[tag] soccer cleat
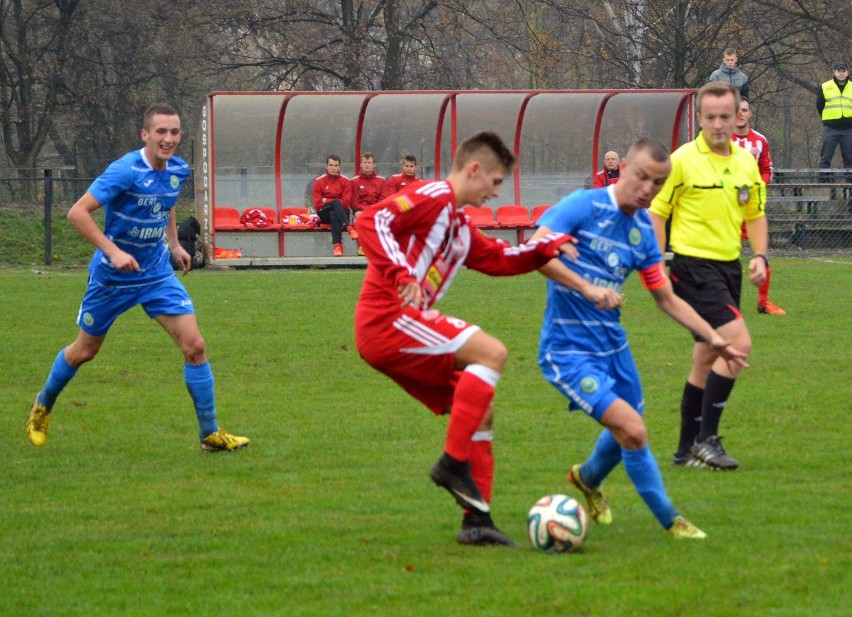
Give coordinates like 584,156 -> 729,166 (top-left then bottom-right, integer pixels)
672,451 -> 708,468
690,435 -> 739,470
347,225 -> 359,241
758,300 -> 786,315
332,243 -> 344,257
26,394 -> 52,447
429,454 -> 490,515
667,514 -> 707,539
458,512 -> 515,546
457,525 -> 516,547
200,429 -> 250,452
567,464 -> 612,524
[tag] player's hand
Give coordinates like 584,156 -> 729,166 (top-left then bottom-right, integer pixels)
748,257 -> 767,286
398,282 -> 424,309
110,250 -> 140,272
557,239 -> 579,261
172,245 -> 192,275
584,286 -> 622,310
710,338 -> 750,370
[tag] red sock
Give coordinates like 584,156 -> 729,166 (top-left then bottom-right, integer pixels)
758,264 -> 771,306
468,433 -> 494,503
444,369 -> 496,461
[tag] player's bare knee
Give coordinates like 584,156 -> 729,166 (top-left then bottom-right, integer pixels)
486,340 -> 509,371
182,335 -> 206,363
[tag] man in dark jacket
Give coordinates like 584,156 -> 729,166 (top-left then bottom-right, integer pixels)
709,49 -> 750,101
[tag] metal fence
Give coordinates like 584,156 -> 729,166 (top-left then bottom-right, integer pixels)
2,168 -> 850,265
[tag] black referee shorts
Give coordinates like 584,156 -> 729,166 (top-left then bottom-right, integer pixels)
669,254 -> 743,337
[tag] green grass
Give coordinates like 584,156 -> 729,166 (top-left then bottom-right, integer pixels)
1,260 -> 850,616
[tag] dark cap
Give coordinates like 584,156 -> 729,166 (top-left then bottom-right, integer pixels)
834,62 -> 848,70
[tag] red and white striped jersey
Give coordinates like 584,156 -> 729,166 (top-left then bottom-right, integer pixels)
732,128 -> 773,184
355,180 -> 562,314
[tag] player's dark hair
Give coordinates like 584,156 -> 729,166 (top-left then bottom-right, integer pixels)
361,152 -> 374,160
327,154 -> 341,164
143,103 -> 178,129
627,137 -> 669,163
453,131 -> 516,172
696,81 -> 739,114
402,154 -> 417,164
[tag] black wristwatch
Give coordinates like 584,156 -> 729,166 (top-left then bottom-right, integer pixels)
755,253 -> 769,266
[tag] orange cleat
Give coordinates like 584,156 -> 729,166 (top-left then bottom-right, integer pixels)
758,300 -> 786,315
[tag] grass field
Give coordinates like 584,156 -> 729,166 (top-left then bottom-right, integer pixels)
1,260 -> 850,616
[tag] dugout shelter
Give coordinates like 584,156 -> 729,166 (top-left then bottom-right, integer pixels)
195,89 -> 695,263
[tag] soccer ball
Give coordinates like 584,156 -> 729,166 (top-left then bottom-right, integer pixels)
527,494 -> 589,553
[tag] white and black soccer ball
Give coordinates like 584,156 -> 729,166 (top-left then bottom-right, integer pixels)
527,494 -> 589,553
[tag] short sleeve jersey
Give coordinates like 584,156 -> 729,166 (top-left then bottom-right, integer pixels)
537,186 -> 663,355
650,132 -> 766,261
87,148 -> 190,287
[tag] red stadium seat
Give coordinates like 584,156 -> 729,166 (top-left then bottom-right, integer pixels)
462,205 -> 496,227
531,204 -> 552,223
496,205 -> 533,227
213,207 -> 244,231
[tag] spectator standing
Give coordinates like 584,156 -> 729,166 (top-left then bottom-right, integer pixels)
354,132 -> 576,546
383,154 -> 422,197
312,155 -> 358,257
709,49 -> 750,100
592,150 -> 620,187
816,62 -> 852,181
649,82 -> 767,471
733,98 -> 785,315
26,103 -> 249,452
532,138 -> 749,539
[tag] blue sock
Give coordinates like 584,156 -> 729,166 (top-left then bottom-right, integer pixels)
622,446 -> 676,529
184,361 -> 218,439
580,429 -> 622,488
39,349 -> 79,409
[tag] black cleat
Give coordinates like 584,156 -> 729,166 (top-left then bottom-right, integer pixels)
458,513 -> 515,546
691,435 -> 739,470
672,451 -> 708,468
429,453 -> 490,515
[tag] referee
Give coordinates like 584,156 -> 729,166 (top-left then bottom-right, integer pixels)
649,82 -> 768,471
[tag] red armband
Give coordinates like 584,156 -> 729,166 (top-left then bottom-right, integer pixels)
638,262 -> 667,290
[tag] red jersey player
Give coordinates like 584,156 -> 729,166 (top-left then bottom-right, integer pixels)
382,154 -> 423,197
733,98 -> 785,315
354,132 -> 577,546
350,153 -> 388,256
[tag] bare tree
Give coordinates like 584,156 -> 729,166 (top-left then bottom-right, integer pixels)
0,0 -> 79,196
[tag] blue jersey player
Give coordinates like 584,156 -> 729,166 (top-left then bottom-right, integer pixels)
530,138 -> 748,539
26,103 -> 249,452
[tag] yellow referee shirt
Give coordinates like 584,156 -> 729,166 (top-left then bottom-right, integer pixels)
650,131 -> 766,261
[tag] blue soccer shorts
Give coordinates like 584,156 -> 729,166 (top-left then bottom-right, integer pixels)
539,345 -> 644,422
76,274 -> 195,336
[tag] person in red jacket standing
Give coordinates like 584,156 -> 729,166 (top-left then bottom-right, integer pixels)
312,155 -> 357,256
592,151 -> 620,188
351,153 -> 387,256
354,131 -> 577,546
383,154 -> 423,197
733,98 -> 785,315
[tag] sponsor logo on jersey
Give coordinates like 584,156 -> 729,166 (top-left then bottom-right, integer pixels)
129,226 -> 165,240
607,251 -> 619,267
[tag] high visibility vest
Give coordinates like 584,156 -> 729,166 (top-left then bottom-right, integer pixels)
821,80 -> 852,121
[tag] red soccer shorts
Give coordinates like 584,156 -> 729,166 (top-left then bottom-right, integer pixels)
356,305 -> 480,414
